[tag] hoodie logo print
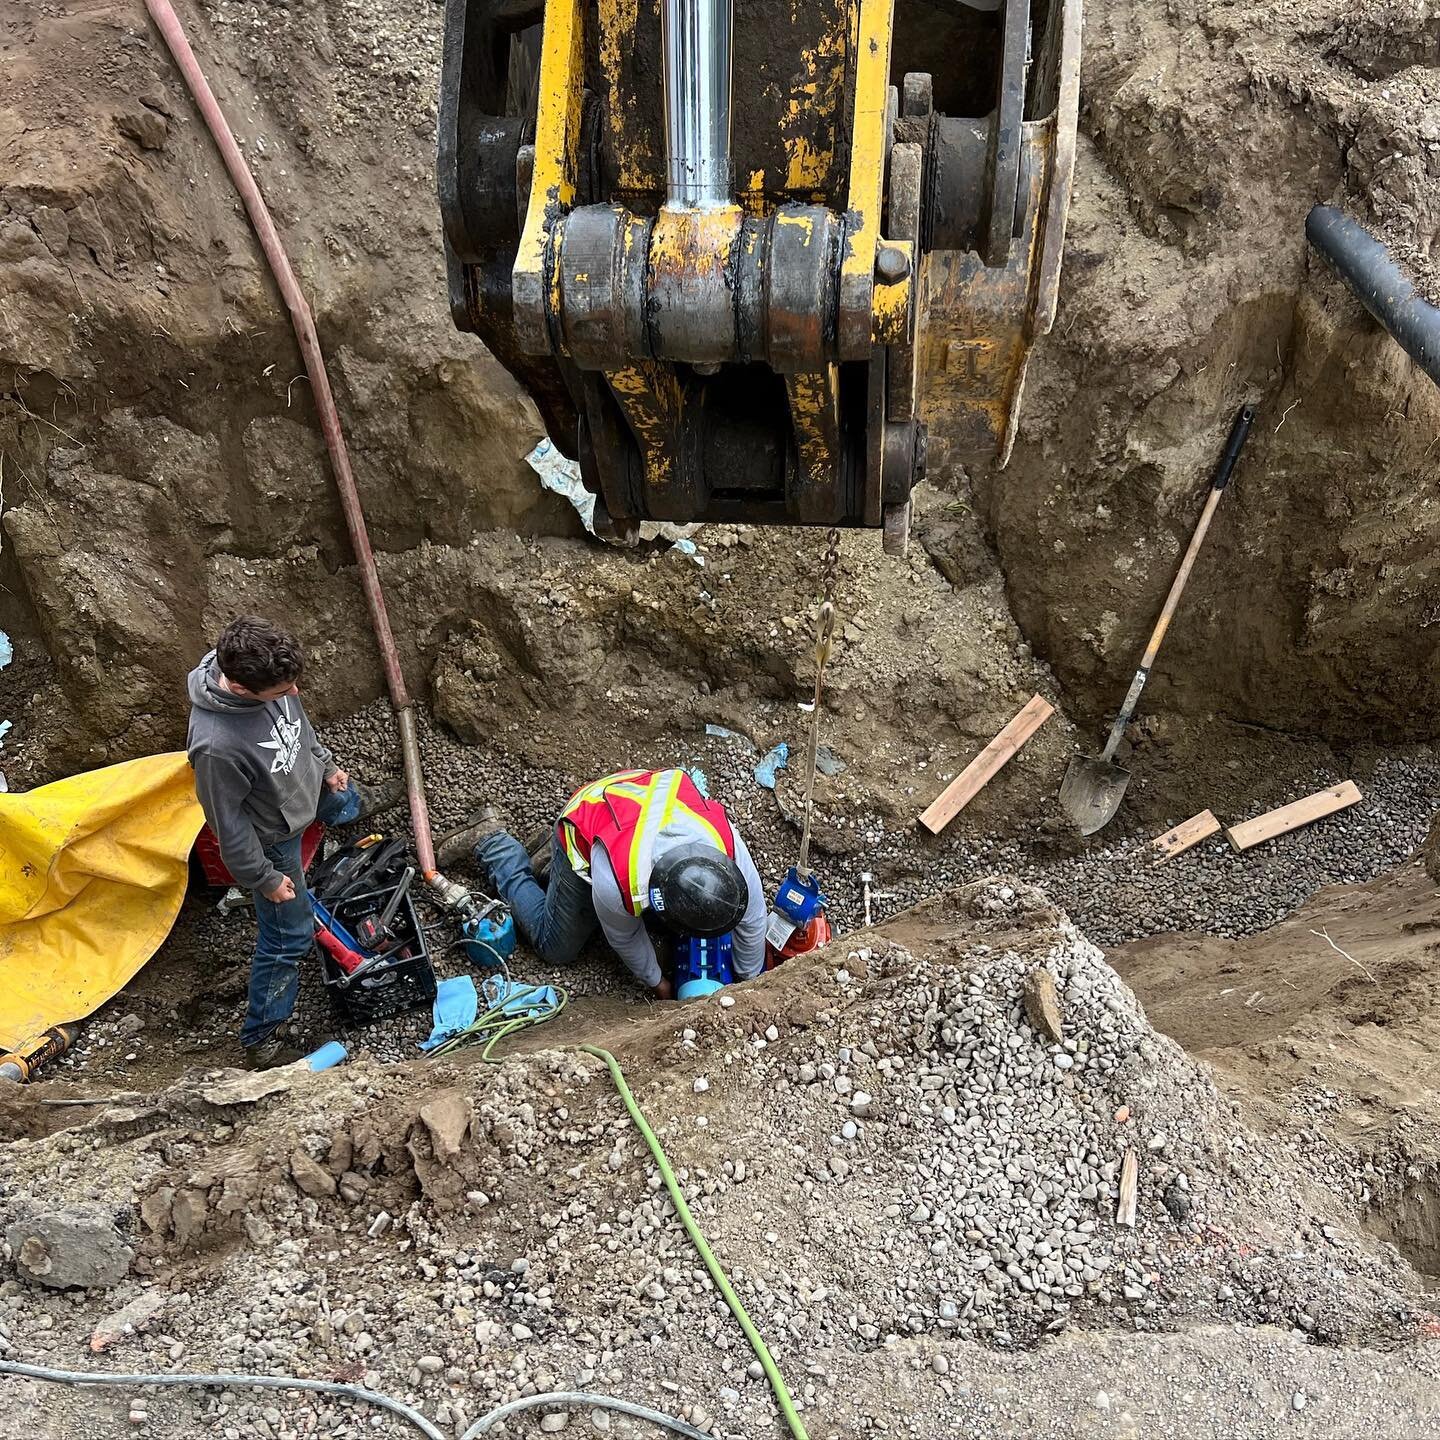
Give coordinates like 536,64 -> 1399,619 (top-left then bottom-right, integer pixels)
258,698 -> 303,775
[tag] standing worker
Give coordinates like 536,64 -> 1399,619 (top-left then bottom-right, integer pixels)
187,615 -> 393,1068
439,769 -> 767,998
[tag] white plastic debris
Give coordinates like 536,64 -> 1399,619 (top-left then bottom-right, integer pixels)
526,439 -> 704,552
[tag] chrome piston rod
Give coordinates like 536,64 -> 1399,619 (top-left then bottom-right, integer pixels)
661,0 -> 733,209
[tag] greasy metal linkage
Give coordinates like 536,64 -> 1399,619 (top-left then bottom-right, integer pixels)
438,0 -> 1083,535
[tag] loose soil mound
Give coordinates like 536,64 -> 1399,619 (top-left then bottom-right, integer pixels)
1,882 -> 1434,1438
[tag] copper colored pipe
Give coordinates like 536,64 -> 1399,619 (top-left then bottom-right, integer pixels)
143,0 -> 438,876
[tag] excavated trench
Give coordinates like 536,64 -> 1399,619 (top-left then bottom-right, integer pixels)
2,0 -> 1440,1434
1367,1173 -> 1440,1289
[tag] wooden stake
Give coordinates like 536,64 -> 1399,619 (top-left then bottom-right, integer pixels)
1117,1148 -> 1138,1228
918,694 -> 1055,835
1151,809 -> 1221,862
1225,780 -> 1362,853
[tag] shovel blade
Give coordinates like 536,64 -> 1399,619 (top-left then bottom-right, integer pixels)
1058,754 -> 1133,836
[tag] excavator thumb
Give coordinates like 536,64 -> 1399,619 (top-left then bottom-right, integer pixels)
438,0 -> 1080,550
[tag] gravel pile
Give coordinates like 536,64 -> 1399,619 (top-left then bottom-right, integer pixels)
1,882 -> 1427,1440
715,886 -> 1418,1357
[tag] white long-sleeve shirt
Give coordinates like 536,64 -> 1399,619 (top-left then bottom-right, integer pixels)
589,832 -> 768,989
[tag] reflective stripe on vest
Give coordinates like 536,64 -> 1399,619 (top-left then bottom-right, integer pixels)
557,768 -> 734,914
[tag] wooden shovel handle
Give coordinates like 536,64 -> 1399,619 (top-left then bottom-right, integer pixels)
1100,405 -> 1254,762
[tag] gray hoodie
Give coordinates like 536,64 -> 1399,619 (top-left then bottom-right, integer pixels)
186,650 -> 337,895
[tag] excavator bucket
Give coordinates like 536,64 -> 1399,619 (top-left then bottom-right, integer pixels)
438,0 -> 1080,550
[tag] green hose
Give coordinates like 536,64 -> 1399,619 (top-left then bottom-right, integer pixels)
427,998 -> 808,1434
579,1044 -> 810,1440
428,984 -> 568,1062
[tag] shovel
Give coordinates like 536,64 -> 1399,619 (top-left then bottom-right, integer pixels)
1060,404 -> 1255,835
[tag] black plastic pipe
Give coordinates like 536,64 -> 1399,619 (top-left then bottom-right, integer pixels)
1306,204 -> 1440,387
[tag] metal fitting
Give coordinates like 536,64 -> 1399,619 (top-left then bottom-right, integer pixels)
875,244 -> 911,284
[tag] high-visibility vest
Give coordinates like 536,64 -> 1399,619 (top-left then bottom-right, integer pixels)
558,768 -> 736,915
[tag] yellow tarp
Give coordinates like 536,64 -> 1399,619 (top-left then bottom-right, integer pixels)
0,751 -> 204,1053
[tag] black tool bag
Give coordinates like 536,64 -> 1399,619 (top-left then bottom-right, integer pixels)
311,837 -> 436,1023
311,836 -> 412,907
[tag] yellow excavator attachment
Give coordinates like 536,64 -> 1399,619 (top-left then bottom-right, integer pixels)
438,0 -> 1079,551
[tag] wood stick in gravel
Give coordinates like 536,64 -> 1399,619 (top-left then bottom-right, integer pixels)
918,694 -> 1054,834
1117,1148 -> 1139,1227
1225,780 -> 1362,852
1151,808 -> 1221,861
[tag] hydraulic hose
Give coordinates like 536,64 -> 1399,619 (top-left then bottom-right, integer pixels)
142,0 -> 439,876
579,1044 -> 810,1440
460,1391 -> 709,1439
1306,204 -> 1440,388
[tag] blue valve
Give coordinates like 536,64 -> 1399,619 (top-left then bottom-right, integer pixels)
676,932 -> 734,1000
463,909 -> 517,966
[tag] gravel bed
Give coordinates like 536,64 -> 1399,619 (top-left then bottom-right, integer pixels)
319,702 -> 1439,954
42,691 -> 1437,1084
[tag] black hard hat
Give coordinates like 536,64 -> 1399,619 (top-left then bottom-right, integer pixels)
648,842 -> 748,938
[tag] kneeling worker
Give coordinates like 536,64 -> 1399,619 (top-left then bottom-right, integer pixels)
440,769 -> 767,998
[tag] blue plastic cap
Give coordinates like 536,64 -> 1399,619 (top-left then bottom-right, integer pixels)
304,1041 -> 348,1072
677,977 -> 726,1001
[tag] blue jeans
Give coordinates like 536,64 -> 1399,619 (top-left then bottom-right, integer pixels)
478,830 -> 596,965
242,780 -> 361,1048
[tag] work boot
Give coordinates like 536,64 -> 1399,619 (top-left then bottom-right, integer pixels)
435,805 -> 505,869
242,1028 -> 307,1071
525,824 -> 552,879
353,777 -> 405,821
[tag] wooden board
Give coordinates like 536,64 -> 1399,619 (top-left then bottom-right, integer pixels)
1151,809 -> 1221,862
1225,780 -> 1362,853
918,694 -> 1055,835
1117,1148 -> 1138,1228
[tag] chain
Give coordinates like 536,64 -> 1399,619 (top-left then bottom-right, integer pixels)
796,526 -> 841,881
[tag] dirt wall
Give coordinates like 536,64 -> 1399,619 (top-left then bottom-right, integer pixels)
2,0 -> 1437,772
0,0 -> 579,763
978,0 -> 1440,743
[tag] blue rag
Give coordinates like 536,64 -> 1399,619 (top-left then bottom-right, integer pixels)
418,975 -> 479,1051
754,742 -> 789,789
481,976 -> 561,1019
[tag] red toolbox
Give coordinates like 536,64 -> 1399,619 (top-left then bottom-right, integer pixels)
193,820 -> 326,888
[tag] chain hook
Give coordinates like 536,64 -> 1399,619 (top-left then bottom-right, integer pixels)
796,528 -> 841,882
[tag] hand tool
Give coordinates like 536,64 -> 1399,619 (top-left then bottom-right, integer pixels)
354,866 -> 415,949
0,1024 -> 79,1083
1059,404 -> 1255,835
